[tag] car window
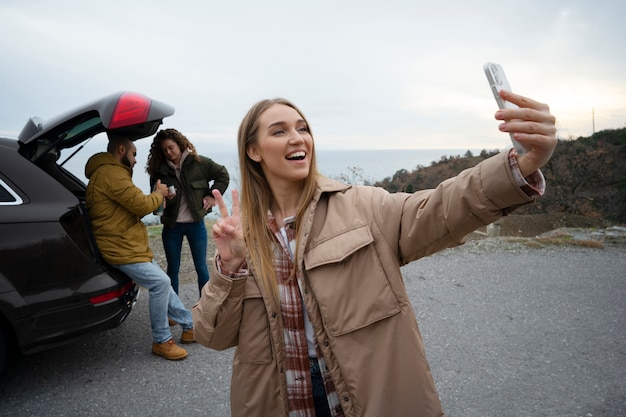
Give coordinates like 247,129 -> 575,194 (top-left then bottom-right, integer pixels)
25,114 -> 104,166
60,116 -> 102,147
0,179 -> 23,205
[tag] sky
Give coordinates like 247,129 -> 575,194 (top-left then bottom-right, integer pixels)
1,0 -> 624,152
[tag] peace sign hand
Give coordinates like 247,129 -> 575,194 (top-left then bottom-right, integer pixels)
211,189 -> 246,273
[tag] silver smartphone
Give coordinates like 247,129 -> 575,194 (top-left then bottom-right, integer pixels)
483,62 -> 526,154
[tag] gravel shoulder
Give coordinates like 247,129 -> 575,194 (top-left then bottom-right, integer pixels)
404,242 -> 626,417
144,222 -> 626,416
1,222 -> 622,417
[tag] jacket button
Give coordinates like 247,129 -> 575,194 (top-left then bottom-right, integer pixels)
343,397 -> 349,402
323,341 -> 329,347
271,312 -> 277,318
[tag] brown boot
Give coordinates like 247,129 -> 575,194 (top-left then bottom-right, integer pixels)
168,318 -> 177,326
152,339 -> 188,360
181,328 -> 195,344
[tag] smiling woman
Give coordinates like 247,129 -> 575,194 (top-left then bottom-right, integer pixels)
192,92 -> 558,416
245,104 -> 315,210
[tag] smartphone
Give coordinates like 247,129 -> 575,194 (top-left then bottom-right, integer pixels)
483,62 -> 526,154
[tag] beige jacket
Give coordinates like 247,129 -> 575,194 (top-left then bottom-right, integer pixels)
193,152 -> 536,417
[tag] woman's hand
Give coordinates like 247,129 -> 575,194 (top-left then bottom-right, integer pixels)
212,189 -> 246,272
496,90 -> 557,177
203,195 -> 216,210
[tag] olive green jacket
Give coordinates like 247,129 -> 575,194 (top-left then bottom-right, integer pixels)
85,152 -> 162,265
150,154 -> 229,226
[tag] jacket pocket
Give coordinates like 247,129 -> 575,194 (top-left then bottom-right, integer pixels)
188,179 -> 210,213
236,276 -> 273,364
189,179 -> 209,190
304,224 -> 401,336
189,179 -> 209,199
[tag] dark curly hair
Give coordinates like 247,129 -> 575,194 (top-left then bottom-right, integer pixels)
145,128 -> 200,176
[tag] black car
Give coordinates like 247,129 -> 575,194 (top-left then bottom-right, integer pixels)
0,92 -> 175,373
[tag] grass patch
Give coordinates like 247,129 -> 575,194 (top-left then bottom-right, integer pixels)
523,233 -> 604,249
147,224 -> 163,239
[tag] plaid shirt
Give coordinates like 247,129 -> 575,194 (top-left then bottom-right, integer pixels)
268,213 -> 344,417
508,148 -> 545,196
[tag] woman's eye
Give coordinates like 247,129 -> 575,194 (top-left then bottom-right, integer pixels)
271,129 -> 285,136
298,126 -> 309,133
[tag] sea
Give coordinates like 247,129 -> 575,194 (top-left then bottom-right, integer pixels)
62,147 -> 484,220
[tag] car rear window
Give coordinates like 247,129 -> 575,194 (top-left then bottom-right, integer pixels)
0,179 -> 23,205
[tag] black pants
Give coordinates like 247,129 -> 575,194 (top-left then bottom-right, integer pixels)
310,357 -> 332,417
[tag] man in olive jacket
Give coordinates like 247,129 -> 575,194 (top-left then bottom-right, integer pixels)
85,134 -> 194,360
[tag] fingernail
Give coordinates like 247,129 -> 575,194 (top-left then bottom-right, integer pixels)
499,123 -> 507,131
495,110 -> 503,119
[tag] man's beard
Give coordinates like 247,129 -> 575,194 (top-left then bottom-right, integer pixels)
122,155 -> 134,176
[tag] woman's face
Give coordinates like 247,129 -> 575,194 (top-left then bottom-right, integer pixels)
160,138 -> 182,165
247,104 -> 313,187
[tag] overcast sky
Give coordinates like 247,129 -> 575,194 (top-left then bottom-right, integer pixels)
1,0 -> 624,152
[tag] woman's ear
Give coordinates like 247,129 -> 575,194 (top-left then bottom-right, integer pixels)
247,146 -> 261,162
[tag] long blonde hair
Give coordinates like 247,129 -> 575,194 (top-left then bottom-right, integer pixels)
238,98 -> 319,306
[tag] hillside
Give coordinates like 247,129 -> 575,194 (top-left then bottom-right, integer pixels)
374,128 -> 626,224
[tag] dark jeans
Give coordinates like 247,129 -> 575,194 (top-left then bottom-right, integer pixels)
310,357 -> 332,417
162,221 -> 209,295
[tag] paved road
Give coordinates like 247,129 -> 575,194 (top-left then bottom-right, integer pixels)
1,242 -> 624,417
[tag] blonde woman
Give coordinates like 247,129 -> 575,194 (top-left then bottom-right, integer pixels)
193,91 -> 557,416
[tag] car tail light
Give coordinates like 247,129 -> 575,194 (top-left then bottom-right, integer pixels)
108,92 -> 151,129
90,281 -> 135,305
